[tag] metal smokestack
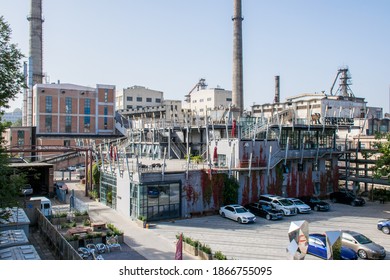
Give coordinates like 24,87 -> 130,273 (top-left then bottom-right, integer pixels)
232,0 -> 244,114
274,75 -> 280,103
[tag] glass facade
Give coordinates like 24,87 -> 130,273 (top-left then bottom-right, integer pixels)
279,128 -> 335,150
100,173 -> 117,210
130,181 -> 181,221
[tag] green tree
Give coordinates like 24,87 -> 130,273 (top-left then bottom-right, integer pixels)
0,16 -> 26,212
0,16 -> 26,109
370,132 -> 390,180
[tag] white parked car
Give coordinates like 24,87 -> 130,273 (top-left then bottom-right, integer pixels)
259,194 -> 298,216
288,198 -> 312,214
219,204 -> 256,224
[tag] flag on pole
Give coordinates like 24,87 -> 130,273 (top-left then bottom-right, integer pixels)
175,233 -> 183,260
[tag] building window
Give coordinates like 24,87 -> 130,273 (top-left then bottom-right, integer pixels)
146,98 -> 152,102
45,115 -> 52,132
207,98 -> 212,101
127,96 -> 133,101
136,97 -> 142,102
104,106 -> 108,129
226,98 -> 232,102
45,96 -> 52,113
192,100 -> 197,103
84,116 -> 90,132
65,116 -> 72,133
104,89 -> 109,103
126,105 -> 133,109
64,140 -> 71,147
17,130 -> 24,146
199,99 -> 204,102
156,98 -> 161,103
84,99 -> 90,114
65,97 -> 72,114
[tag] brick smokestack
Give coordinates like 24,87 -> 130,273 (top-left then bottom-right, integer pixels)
232,0 -> 244,114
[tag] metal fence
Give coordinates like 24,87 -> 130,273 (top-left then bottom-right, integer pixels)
36,209 -> 82,260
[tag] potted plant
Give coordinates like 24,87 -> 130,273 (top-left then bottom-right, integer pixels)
137,215 -> 147,228
213,250 -> 227,260
199,243 -> 213,260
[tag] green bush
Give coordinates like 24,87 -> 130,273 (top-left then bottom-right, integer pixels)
213,251 -> 227,260
107,223 -> 123,235
200,244 -> 212,254
74,210 -> 88,216
83,219 -> 91,226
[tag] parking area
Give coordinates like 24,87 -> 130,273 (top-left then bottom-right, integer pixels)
152,201 -> 390,260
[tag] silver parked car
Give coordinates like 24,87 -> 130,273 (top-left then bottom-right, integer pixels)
288,198 -> 311,214
341,230 -> 386,259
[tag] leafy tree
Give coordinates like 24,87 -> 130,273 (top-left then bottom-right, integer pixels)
0,16 -> 26,213
0,16 -> 26,109
370,132 -> 390,180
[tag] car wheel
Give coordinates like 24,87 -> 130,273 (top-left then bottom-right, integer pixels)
350,201 -> 356,206
314,206 -> 319,211
331,198 -> 337,203
266,214 -> 271,220
382,226 -> 390,234
221,212 -> 225,218
358,249 -> 368,259
237,217 -> 242,224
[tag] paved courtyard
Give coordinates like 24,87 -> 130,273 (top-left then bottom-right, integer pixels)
151,201 -> 390,260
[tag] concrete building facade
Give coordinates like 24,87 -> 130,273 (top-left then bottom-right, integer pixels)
116,86 -> 163,111
183,87 -> 232,116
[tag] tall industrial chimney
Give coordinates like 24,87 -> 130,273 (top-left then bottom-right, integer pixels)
28,0 -> 44,85
232,0 -> 244,115
26,0 -> 44,126
274,76 -> 280,103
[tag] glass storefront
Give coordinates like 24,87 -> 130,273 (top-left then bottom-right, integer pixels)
100,173 -> 117,209
130,181 -> 181,221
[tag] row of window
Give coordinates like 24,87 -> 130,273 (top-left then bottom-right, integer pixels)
192,98 -> 231,103
126,96 -> 161,103
46,96 -> 92,114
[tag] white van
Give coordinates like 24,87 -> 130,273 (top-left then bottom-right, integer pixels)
29,197 -> 52,218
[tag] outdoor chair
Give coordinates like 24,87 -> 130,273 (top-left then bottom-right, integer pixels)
106,235 -> 122,252
96,243 -> 107,254
77,247 -> 91,259
86,243 -> 97,253
91,249 -> 104,260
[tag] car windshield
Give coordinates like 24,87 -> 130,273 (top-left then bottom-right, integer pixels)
292,200 -> 304,205
310,197 -> 321,203
354,233 -> 372,244
262,205 -> 271,211
279,199 -> 293,206
235,207 -> 248,213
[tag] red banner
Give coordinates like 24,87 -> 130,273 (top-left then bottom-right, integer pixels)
175,233 -> 183,260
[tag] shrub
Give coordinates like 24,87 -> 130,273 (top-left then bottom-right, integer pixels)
83,219 -> 91,226
107,223 -> 123,235
213,251 -> 227,260
200,244 -> 212,255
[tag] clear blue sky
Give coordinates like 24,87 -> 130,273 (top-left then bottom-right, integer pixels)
1,0 -> 390,113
